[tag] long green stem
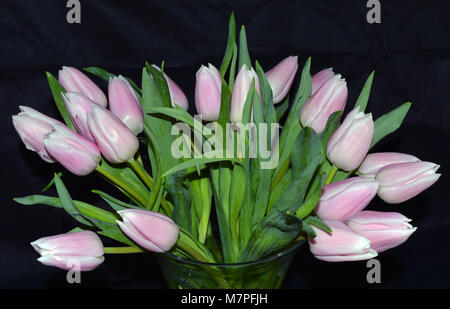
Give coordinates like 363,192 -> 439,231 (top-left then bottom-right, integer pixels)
104,246 -> 144,254
127,159 -> 172,215
325,165 -> 338,185
128,159 -> 154,189
129,158 -> 158,210
96,166 -> 147,206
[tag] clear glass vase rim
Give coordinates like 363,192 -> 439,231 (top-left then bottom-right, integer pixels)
162,239 -> 305,267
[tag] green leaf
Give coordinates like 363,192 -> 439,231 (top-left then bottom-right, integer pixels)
54,174 -> 94,227
267,169 -> 292,211
270,128 -> 323,214
290,127 -> 324,178
238,26 -> 251,71
299,221 -> 316,238
354,71 -> 375,112
218,80 -> 232,130
255,61 -> 276,124
218,165 -> 235,262
83,66 -> 142,95
14,195 -> 62,208
145,63 -> 172,108
162,151 -> 241,178
146,106 -> 205,136
178,227 -> 216,262
275,93 -> 290,122
304,216 -> 332,234
371,102 -> 412,147
248,65 -> 278,225
41,172 -> 63,192
238,211 -> 302,262
241,80 -> 256,125
83,66 -> 115,81
273,58 -> 312,181
141,69 -> 183,172
46,72 -> 75,130
14,194 -> 118,223
228,43 -> 238,89
295,172 -> 325,219
166,174 -> 193,235
189,176 -> 212,244
229,164 -> 246,250
318,111 -> 342,150
219,12 -> 236,77
92,189 -> 140,211
68,227 -> 84,233
98,224 -> 137,247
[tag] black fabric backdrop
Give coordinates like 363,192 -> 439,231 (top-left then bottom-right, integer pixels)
1,0 -> 449,288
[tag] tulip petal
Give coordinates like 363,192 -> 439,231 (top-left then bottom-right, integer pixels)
358,152 -> 420,177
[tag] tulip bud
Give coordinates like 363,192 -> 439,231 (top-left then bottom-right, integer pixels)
117,209 -> 179,252
376,161 -> 440,204
326,107 -> 374,171
315,177 -> 379,221
63,92 -> 98,141
230,65 -> 261,123
87,105 -> 139,163
358,152 -> 420,178
195,64 -> 222,121
347,211 -> 417,252
309,221 -> 378,262
108,76 -> 144,134
44,123 -> 101,176
31,231 -> 104,271
58,66 -> 107,107
265,55 -> 298,104
300,72 -> 348,133
152,65 -> 189,110
311,68 -> 335,95
12,106 -> 63,162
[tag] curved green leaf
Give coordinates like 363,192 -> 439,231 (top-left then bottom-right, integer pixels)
371,102 -> 412,147
46,72 -> 75,130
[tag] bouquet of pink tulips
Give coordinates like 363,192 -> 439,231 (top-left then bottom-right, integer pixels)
13,13 -> 440,287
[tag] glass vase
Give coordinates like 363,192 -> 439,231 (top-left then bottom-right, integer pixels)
157,240 -> 304,289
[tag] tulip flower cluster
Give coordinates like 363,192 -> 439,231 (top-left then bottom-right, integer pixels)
13,65 -> 188,270
302,68 -> 440,261
12,13 -> 440,289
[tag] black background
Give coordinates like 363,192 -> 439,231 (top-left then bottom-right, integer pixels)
1,0 -> 449,289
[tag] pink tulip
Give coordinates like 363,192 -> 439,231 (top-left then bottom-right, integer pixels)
44,123 -> 101,176
12,106 -> 63,163
87,105 -> 139,163
152,65 -> 189,110
116,209 -> 179,252
31,231 -> 104,271
195,64 -> 222,121
347,211 -> 417,252
230,65 -> 261,123
58,66 -> 107,107
63,92 -> 98,141
311,68 -> 335,95
358,152 -> 420,178
376,161 -> 440,204
108,75 -> 144,134
315,177 -> 379,221
300,71 -> 347,133
309,221 -> 378,262
265,55 -> 298,104
327,107 -> 374,171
